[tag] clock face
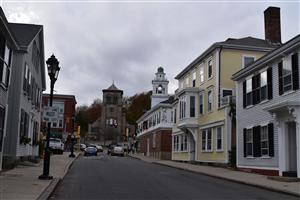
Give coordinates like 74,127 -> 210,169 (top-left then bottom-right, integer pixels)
157,86 -> 163,92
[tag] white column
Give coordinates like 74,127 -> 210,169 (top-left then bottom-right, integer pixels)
277,119 -> 286,176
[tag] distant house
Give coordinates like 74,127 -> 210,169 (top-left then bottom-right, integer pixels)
41,94 -> 77,141
232,34 -> 300,177
0,7 -> 19,171
2,21 -> 46,168
171,7 -> 280,164
136,67 -> 173,160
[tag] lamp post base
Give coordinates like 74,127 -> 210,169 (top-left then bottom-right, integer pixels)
69,154 -> 75,158
38,174 -> 53,180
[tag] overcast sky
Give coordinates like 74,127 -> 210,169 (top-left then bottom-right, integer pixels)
1,1 -> 299,106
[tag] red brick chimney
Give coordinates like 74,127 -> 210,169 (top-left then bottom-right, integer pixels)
264,7 -> 281,44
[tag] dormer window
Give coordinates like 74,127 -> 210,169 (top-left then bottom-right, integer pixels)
243,55 -> 255,67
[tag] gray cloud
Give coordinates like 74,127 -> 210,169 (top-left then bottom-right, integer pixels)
2,1 -> 299,105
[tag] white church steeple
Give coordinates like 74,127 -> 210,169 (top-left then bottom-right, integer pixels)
151,67 -> 169,107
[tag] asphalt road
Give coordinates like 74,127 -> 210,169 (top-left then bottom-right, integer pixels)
51,154 -> 298,200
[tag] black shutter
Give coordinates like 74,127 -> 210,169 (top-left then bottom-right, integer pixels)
278,61 -> 283,95
243,128 -> 247,157
256,74 -> 261,104
267,67 -> 273,99
292,53 -> 299,90
253,126 -> 261,157
252,76 -> 256,104
268,123 -> 274,157
243,81 -> 246,108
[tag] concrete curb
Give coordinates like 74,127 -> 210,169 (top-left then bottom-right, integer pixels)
129,155 -> 300,197
37,153 -> 80,200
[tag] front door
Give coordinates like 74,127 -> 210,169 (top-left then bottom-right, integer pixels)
287,122 -> 297,174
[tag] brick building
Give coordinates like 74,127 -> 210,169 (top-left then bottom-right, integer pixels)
42,94 -> 77,141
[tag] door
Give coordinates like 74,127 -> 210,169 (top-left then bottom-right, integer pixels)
287,122 -> 297,172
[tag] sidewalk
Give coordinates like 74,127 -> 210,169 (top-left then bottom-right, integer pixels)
129,153 -> 300,197
0,152 -> 79,200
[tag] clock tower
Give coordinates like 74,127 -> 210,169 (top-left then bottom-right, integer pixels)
151,67 -> 169,107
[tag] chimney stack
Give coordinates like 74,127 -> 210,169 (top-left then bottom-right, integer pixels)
264,7 -> 281,44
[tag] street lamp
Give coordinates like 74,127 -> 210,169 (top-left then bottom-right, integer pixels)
39,54 -> 60,180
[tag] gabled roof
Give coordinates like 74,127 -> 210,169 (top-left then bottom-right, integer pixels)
0,7 -> 19,49
232,34 -> 300,81
175,36 -> 279,79
8,23 -> 42,49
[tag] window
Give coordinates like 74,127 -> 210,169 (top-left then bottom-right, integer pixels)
222,90 -> 232,97
0,44 -> 12,87
199,93 -> 204,115
171,111 -> 173,123
190,96 -> 195,117
174,108 -> 177,123
179,96 -> 186,119
181,134 -> 188,151
19,110 -> 29,143
260,71 -> 267,101
208,60 -> 213,79
59,119 -> 63,128
246,78 -> 252,106
243,56 -> 255,67
185,77 -> 189,87
282,60 -> 293,92
207,90 -> 212,112
0,107 -> 5,150
192,72 -> 196,87
246,129 -> 253,157
202,129 -> 212,151
261,126 -> 269,156
173,135 -> 179,151
52,122 -> 57,128
216,127 -> 223,150
199,65 -> 204,83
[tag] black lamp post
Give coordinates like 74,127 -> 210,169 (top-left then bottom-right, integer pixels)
69,115 -> 76,158
39,54 -> 60,180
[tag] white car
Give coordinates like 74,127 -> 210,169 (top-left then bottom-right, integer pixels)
111,146 -> 124,156
49,138 -> 64,154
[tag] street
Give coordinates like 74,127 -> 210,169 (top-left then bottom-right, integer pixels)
50,154 -> 298,200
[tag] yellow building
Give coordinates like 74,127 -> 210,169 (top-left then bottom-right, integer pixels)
171,37 -> 278,164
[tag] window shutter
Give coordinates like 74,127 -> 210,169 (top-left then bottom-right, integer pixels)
243,128 -> 247,157
268,123 -> 274,157
256,74 -> 261,104
292,53 -> 299,90
267,67 -> 273,99
243,81 -> 246,108
278,61 -> 283,95
253,126 -> 261,157
252,76 -> 256,105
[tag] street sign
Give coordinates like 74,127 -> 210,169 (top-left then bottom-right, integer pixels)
43,106 -> 59,122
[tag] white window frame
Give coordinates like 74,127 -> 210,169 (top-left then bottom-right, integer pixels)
282,57 -> 293,93
202,128 -> 212,152
216,126 -> 223,151
207,59 -> 213,79
242,55 -> 256,68
261,125 -> 269,157
246,128 -> 253,157
260,71 -> 268,101
207,89 -> 213,113
199,64 -> 204,83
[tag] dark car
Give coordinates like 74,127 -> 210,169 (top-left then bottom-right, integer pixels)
84,146 -> 97,156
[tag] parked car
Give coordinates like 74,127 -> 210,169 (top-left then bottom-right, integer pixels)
49,138 -> 64,154
80,144 -> 86,151
89,144 -> 103,152
111,146 -> 124,156
84,146 -> 98,156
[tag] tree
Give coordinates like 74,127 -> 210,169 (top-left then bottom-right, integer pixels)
125,91 -> 151,125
